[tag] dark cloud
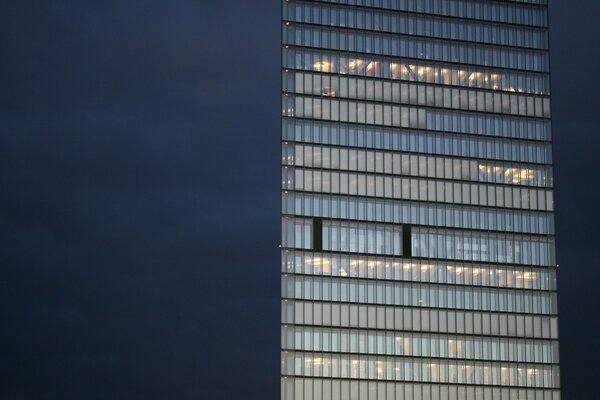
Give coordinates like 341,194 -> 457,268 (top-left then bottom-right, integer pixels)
0,1 -> 598,399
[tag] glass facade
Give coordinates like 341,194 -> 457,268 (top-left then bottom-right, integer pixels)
281,1 -> 559,399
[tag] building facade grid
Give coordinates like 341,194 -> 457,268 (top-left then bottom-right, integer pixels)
281,1 -> 559,399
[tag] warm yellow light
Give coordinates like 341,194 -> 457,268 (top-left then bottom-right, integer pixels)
376,361 -> 384,375
478,164 -> 492,174
348,59 -> 364,70
313,61 -> 332,72
306,257 -> 331,266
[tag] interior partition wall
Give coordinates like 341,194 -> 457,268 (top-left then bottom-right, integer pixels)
281,1 -> 559,399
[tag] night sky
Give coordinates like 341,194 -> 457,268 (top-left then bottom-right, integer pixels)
0,1 -> 598,399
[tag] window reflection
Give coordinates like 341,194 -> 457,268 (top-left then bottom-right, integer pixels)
282,274 -> 556,314
283,351 -> 558,388
479,164 -> 549,186
283,118 -> 553,165
285,0 -> 548,49
284,24 -> 548,72
286,142 -> 553,188
288,166 -> 554,212
282,250 -> 555,291
412,227 -> 554,266
284,47 -> 549,94
304,0 -> 549,28
288,70 -> 550,118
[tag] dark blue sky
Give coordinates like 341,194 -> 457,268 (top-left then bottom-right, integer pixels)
0,1 -> 598,399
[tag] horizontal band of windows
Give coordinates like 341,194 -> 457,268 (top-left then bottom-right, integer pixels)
281,275 -> 557,315
320,219 -> 554,266
283,45 -> 550,96
281,214 -> 555,266
282,216 -> 404,256
286,271 -> 557,297
283,143 -> 553,188
413,226 -> 554,267
282,349 -> 558,369
284,71 -> 551,119
281,322 -> 558,345
283,24 -> 548,72
282,119 -> 553,165
309,0 -> 548,27
285,1 -> 548,50
280,377 -> 560,400
281,300 -> 560,339
329,218 -> 540,266
323,219 -> 403,256
280,294 -> 557,318
282,190 -> 555,235
284,17 -> 544,55
284,163 -> 551,192
285,270 -> 556,296
282,250 -> 557,291
283,95 -> 550,141
281,351 -> 559,388
282,167 -> 554,212
282,247 -> 556,271
282,325 -> 558,364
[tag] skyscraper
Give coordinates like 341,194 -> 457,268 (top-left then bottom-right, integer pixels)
281,1 -> 559,399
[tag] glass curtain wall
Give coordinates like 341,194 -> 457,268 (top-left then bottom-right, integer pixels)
281,1 -> 559,399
